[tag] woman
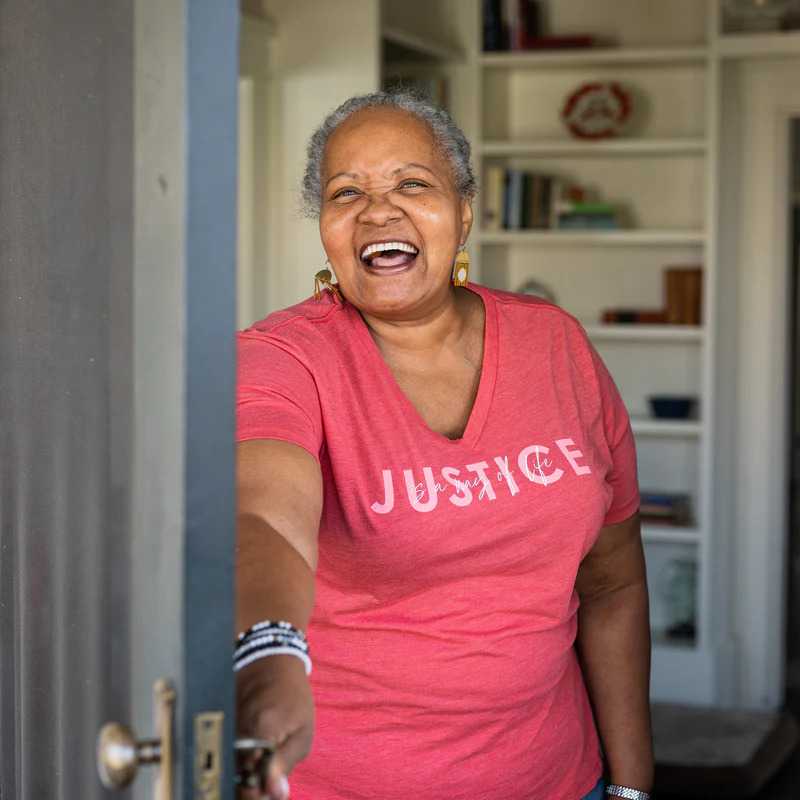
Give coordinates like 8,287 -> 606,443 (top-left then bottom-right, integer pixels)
235,91 -> 654,800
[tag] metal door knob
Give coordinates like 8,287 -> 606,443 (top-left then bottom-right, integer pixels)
96,722 -> 161,788
96,679 -> 175,798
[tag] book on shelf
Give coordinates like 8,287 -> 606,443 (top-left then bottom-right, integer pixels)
557,213 -> 618,230
547,177 -> 565,229
483,169 -> 619,232
555,201 -> 617,216
504,169 -> 525,229
524,35 -> 596,50
601,309 -> 669,324
664,266 -> 702,325
555,199 -> 619,230
483,165 -> 506,231
482,0 -> 596,52
483,0 -> 541,51
639,491 -> 693,527
523,174 -> 552,229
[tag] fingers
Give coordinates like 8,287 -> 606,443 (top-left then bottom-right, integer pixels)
235,735 -> 301,800
235,658 -> 314,800
235,747 -> 269,800
266,728 -> 313,800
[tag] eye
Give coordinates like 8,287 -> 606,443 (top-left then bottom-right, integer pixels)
331,187 -> 361,201
398,179 -> 428,190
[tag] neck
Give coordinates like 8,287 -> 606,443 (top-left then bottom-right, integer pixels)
359,285 -> 476,359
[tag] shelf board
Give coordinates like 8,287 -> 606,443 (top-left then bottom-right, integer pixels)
631,418 -> 702,437
584,324 -> 705,342
643,524 -> 701,544
480,46 -> 708,69
652,632 -> 697,652
480,138 -> 707,157
717,30 -> 800,59
382,26 -> 462,62
478,230 -> 706,246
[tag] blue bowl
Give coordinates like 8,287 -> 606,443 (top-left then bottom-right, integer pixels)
648,395 -> 696,419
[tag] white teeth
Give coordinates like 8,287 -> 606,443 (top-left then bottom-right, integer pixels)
361,241 -> 419,259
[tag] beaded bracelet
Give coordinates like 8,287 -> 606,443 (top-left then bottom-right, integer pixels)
605,785 -> 650,800
234,620 -> 312,675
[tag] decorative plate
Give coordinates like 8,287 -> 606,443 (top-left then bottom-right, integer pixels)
516,278 -> 557,303
561,81 -> 632,140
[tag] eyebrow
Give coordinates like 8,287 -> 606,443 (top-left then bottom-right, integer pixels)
325,162 -> 437,187
391,162 -> 436,176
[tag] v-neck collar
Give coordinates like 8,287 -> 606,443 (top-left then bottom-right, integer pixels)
347,282 -> 498,449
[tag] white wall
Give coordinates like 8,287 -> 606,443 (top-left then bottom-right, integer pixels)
239,16 -> 273,326
238,1 -> 381,322
717,58 -> 800,709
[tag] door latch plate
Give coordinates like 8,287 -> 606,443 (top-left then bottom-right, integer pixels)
194,711 -> 223,799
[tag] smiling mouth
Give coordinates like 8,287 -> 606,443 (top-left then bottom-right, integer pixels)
360,240 -> 419,271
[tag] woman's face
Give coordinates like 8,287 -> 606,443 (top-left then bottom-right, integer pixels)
319,107 -> 473,319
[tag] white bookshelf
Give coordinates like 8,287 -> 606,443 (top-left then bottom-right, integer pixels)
468,0 -> 716,704
643,524 -> 702,545
382,25 -> 463,62
716,29 -> 800,58
584,324 -> 705,342
376,0 -> 726,704
254,0 -> 800,713
376,0 -> 800,707
480,46 -> 709,68
478,230 -> 707,246
480,138 -> 708,157
631,418 -> 703,437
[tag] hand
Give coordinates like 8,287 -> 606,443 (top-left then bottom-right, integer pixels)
236,654 -> 315,800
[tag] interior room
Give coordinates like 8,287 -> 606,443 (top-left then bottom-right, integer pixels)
237,0 -> 800,796
6,0 -> 800,797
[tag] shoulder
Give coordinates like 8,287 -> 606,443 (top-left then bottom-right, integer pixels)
241,291 -> 343,336
236,291 -> 350,382
237,291 -> 347,360
480,283 -> 592,346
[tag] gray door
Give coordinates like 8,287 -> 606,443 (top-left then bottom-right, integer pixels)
0,1 -> 239,798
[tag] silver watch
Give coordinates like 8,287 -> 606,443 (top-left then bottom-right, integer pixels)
605,785 -> 651,800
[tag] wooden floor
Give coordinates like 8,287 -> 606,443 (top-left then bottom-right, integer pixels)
753,690 -> 800,800
654,690 -> 800,799
754,741 -> 800,799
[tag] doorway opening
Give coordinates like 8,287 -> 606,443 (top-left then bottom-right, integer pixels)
787,116 -> 800,711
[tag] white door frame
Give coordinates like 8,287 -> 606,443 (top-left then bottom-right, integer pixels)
732,60 -> 800,709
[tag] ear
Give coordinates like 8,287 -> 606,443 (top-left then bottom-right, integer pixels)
459,197 -> 474,247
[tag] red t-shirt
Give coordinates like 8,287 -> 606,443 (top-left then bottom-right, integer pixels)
236,281 -> 639,800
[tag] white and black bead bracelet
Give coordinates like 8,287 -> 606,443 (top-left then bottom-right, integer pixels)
234,620 -> 312,675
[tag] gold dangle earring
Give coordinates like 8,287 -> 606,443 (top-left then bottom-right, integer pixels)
452,248 -> 470,287
314,262 -> 343,302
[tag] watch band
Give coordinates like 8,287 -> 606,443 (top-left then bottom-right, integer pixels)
605,785 -> 651,800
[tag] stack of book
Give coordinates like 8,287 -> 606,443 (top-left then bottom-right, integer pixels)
665,266 -> 702,325
556,201 -> 618,230
483,0 -> 596,52
484,167 -> 619,231
639,491 -> 693,527
600,265 -> 703,325
601,309 -> 668,324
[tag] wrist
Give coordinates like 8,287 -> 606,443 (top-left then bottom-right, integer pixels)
608,773 -> 653,794
236,652 -> 308,687
608,761 -> 654,793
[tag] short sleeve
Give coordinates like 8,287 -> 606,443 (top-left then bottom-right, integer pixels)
588,343 -> 640,526
236,331 -> 324,464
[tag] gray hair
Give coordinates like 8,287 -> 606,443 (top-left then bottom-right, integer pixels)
301,90 -> 477,218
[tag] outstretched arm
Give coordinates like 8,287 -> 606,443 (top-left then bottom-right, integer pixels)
576,511 -> 654,796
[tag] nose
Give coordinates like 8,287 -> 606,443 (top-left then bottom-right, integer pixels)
357,190 -> 403,227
